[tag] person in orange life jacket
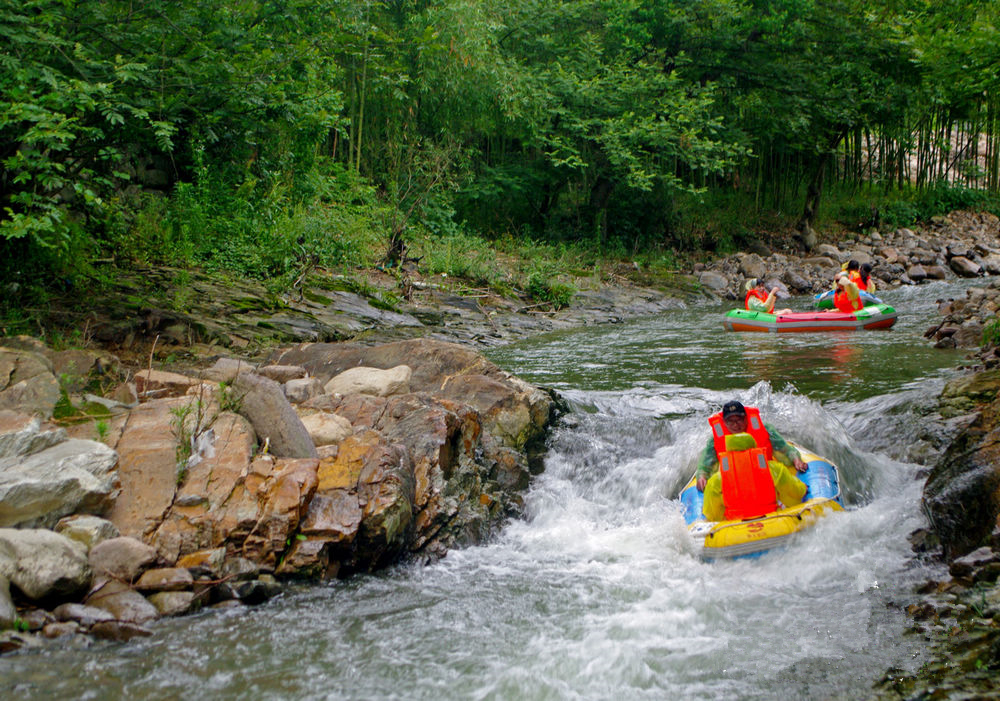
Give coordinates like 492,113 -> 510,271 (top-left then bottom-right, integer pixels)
743,278 -> 792,315
831,270 -> 863,313
843,259 -> 861,283
857,262 -> 875,292
695,401 -> 808,520
695,401 -> 807,490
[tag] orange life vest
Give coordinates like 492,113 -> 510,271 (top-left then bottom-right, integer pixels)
708,408 -> 773,461
856,276 -> 870,292
834,288 -> 863,313
744,289 -> 769,311
718,446 -> 778,520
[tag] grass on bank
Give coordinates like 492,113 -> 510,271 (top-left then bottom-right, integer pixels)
2,172 -> 999,345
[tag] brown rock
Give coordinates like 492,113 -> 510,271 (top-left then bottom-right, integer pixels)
90,620 -> 153,641
275,537 -> 338,579
300,492 -> 363,541
134,369 -> 201,398
89,536 -> 158,582
257,365 -> 307,383
242,458 -> 318,567
0,348 -> 60,419
147,590 -> 201,616
106,397 -> 188,539
176,547 -> 226,575
85,580 -> 159,623
270,338 -> 506,395
134,567 -> 194,592
52,603 -> 116,625
41,621 -> 80,638
149,412 -> 257,562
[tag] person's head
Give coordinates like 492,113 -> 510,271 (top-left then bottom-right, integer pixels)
846,259 -> 860,273
860,262 -> 872,280
721,400 -> 748,432
744,277 -> 765,293
834,270 -> 849,285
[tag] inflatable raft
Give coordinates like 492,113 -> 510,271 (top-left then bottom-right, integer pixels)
723,304 -> 897,332
813,288 -> 883,309
679,443 -> 844,559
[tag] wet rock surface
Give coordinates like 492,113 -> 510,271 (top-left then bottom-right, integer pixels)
0,332 -> 555,652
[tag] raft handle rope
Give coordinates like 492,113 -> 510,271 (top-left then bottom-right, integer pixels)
706,498 -> 835,536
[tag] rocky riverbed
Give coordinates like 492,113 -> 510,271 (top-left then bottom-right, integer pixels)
2,211 -> 1000,697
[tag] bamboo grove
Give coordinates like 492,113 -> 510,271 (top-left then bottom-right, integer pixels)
2,0 -> 999,283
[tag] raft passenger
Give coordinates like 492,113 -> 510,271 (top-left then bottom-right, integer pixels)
857,263 -> 875,292
695,401 -> 808,521
831,271 -> 864,313
743,278 -> 792,315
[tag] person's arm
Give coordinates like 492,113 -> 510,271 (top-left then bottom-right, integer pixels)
747,290 -> 779,313
765,424 -> 807,472
695,436 -> 719,490
837,276 -> 861,302
765,289 -> 778,313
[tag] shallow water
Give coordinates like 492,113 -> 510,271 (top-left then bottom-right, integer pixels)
2,280 -> 978,700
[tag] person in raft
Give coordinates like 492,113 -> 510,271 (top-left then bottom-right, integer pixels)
830,270 -> 864,313
695,401 -> 808,521
843,259 -> 861,283
743,278 -> 792,315
857,262 -> 875,292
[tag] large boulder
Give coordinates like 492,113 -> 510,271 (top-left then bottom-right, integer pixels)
288,429 -> 413,576
233,373 -> 318,459
299,412 -> 353,447
89,536 -> 158,582
85,579 -> 159,624
949,256 -> 982,277
0,528 -> 92,602
0,412 -> 119,528
313,392 -> 526,555
149,409 -> 319,566
324,365 -> 412,397
55,515 -> 121,551
925,375 -> 1000,558
278,339 -> 552,453
697,271 -> 728,292
0,343 -> 60,419
436,373 -> 550,452
106,397 -> 190,540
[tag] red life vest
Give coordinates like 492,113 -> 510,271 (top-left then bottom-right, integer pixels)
856,276 -> 870,292
708,407 -> 773,461
718,446 -> 778,520
834,288 -> 863,313
744,289 -> 769,311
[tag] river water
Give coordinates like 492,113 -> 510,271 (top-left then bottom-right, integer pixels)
2,280 -> 979,700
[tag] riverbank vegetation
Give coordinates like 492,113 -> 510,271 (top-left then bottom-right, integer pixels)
3,0 -> 1000,330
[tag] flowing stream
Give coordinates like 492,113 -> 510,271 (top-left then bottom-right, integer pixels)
2,280 -> 981,700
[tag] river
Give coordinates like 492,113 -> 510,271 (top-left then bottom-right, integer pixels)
1,280 -> 978,700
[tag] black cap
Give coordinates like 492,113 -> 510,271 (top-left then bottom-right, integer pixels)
722,400 -> 746,419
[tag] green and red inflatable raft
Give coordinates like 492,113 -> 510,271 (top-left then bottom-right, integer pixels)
723,304 -> 898,333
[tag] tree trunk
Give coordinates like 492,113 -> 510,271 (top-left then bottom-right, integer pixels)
795,152 -> 830,251
587,174 -> 614,245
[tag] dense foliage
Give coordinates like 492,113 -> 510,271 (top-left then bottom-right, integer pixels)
2,0 -> 999,293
